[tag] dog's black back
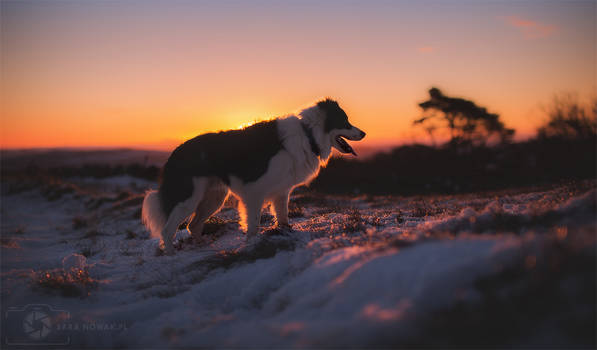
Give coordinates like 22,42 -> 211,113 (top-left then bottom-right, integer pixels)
159,120 -> 283,216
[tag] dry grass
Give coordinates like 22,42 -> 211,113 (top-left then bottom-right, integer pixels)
412,203 -> 444,217
1,238 -> 20,248
343,209 -> 366,233
260,212 -> 275,225
183,236 -> 296,276
396,209 -> 405,224
288,202 -> 305,218
33,268 -> 98,298
203,216 -> 228,235
41,181 -> 79,201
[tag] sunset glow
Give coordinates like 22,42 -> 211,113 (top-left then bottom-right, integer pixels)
1,0 -> 595,150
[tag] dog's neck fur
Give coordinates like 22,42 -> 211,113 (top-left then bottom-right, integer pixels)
301,122 -> 320,157
299,106 -> 332,162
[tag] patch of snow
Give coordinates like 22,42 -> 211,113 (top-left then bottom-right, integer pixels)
1,178 -> 595,348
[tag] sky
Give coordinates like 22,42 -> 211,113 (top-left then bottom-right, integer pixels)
1,0 -> 595,150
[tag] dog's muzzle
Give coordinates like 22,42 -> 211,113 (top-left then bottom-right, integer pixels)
336,127 -> 366,156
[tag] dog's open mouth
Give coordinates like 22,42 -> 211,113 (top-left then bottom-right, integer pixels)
336,136 -> 357,156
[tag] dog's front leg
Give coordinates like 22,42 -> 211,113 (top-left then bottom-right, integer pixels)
160,228 -> 175,255
244,197 -> 264,237
272,191 -> 290,227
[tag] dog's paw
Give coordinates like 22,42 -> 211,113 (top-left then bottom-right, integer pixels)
276,223 -> 293,235
277,223 -> 293,230
162,245 -> 175,256
262,224 -> 293,237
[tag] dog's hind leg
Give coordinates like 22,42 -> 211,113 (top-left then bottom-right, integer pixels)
188,179 -> 229,240
241,195 -> 265,238
271,190 -> 290,227
161,177 -> 208,255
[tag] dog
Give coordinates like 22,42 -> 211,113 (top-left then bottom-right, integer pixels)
142,98 -> 365,254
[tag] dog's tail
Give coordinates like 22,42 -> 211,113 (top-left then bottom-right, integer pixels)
142,190 -> 166,239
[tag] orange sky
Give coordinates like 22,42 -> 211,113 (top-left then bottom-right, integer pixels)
1,1 -> 595,150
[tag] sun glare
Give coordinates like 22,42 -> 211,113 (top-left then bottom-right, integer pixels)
236,120 -> 260,130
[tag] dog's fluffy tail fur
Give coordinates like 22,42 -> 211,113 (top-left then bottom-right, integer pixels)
142,190 -> 166,239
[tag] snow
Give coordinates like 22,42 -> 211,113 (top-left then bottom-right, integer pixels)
1,177 -> 595,348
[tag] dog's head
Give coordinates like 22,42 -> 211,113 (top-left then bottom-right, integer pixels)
317,98 -> 366,156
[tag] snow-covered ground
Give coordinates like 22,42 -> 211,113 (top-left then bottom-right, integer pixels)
1,175 -> 595,348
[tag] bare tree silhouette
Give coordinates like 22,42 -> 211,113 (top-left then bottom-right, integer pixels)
414,87 -> 515,147
538,93 -> 597,140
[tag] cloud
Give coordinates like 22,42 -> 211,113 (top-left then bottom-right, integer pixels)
501,15 -> 557,39
417,46 -> 435,54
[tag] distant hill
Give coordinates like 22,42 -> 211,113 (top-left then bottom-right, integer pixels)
1,148 -> 169,170
0,141 -> 396,171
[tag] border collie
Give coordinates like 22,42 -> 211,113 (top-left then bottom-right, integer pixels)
142,98 -> 365,254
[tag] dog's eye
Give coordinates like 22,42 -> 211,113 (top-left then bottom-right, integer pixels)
342,117 -> 351,129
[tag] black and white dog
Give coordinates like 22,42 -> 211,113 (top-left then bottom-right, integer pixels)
142,98 -> 365,254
